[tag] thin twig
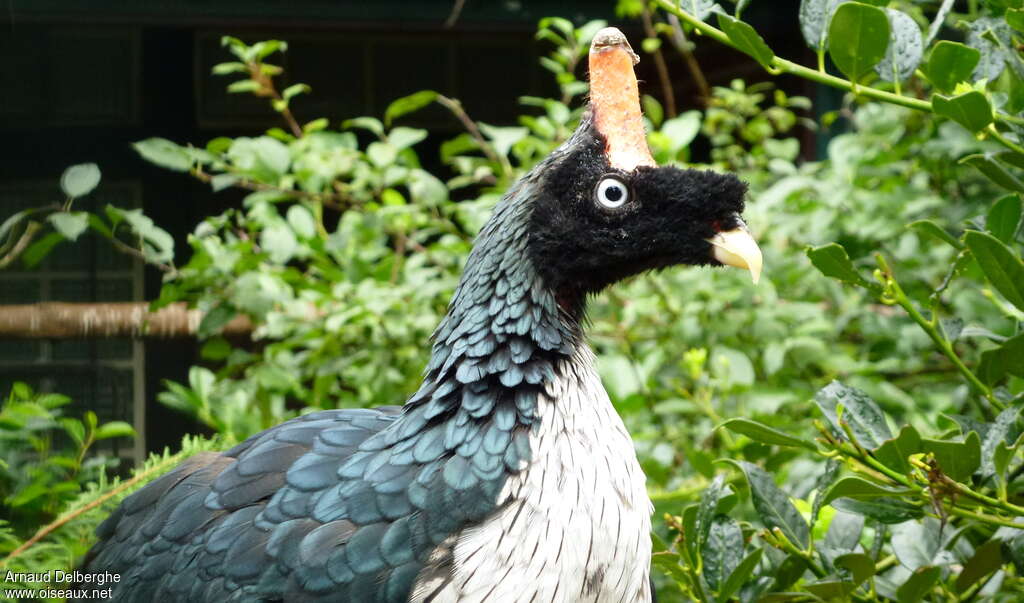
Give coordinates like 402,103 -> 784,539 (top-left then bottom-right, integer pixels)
435,95 -> 511,177
0,222 -> 42,270
926,0 -> 956,47
666,13 -> 710,106
641,4 -> 678,118
245,62 -> 303,138
876,253 -> 1004,418
191,169 -> 355,212
107,231 -> 176,275
0,453 -> 183,566
390,231 -> 406,284
443,0 -> 467,28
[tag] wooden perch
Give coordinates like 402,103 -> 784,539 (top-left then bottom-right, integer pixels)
0,302 -> 252,339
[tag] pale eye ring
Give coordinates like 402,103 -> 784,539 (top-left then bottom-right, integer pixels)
594,176 -> 630,210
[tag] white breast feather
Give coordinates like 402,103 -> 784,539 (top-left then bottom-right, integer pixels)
419,347 -> 653,603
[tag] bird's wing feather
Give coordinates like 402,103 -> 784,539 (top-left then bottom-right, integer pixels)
81,406 -> 418,602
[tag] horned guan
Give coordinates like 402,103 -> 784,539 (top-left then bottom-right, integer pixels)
80,28 -> 761,602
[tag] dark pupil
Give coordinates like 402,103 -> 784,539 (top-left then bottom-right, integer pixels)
604,184 -> 623,202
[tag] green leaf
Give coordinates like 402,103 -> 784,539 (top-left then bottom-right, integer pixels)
133,138 -> 192,172
252,39 -> 287,60
683,0 -> 724,21
211,61 -> 246,75
896,566 -> 941,603
967,17 -> 1015,81
981,407 -> 1023,478
286,205 -> 316,239
873,424 -> 922,474
805,580 -> 857,600
822,477 -> 913,505
642,95 -> 664,128
908,219 -> 963,249
697,474 -> 729,550
260,222 -> 298,264
719,418 -> 818,450
835,552 -> 875,585
650,552 -> 690,592
672,506 -> 700,564
996,150 -> 1024,171
478,123 -> 529,158
923,41 -> 981,94
932,92 -> 994,133
811,459 -> 840,525
799,0 -> 843,51
660,111 -> 702,151
408,169 -> 448,206
48,212 -> 90,242
22,232 -> 64,267
702,515 -> 744,591
955,539 -> 1003,593
806,243 -> 877,290
770,555 -> 812,592
206,136 -> 233,154
891,518 -> 942,570
641,37 -> 661,53
964,229 -> 1024,311
226,79 -> 260,94
921,430 -> 982,482
36,393 -> 70,409
824,510 -> 864,551
960,154 -> 1024,192
60,163 -> 101,198
717,14 -> 775,68
281,83 -> 310,102
388,127 -> 428,151
828,2 -> 890,81
94,421 -> 135,440
726,460 -> 809,548
831,496 -> 924,524
59,417 -> 85,446
875,9 -> 922,82
105,206 -> 175,264
978,332 -> 1024,385
303,118 -> 329,134
1008,8 -> 1024,33
200,337 -> 232,361
384,90 -> 439,126
343,117 -> 385,137
718,548 -> 763,600
815,381 -> 892,449
367,142 -> 398,168
987,194 -> 1022,243
199,305 -> 238,337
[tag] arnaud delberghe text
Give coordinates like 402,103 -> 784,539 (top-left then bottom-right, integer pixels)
5,569 -> 121,586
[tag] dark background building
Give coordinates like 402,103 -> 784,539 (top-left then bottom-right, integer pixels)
0,0 -> 811,461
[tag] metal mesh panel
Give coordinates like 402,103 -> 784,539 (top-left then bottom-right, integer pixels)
0,181 -> 145,461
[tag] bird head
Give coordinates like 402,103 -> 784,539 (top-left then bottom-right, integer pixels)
524,27 -> 761,303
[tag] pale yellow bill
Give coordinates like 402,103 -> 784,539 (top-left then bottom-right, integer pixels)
707,227 -> 763,284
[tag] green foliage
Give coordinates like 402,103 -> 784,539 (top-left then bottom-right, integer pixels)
650,0 -> 1024,599
0,163 -> 175,272
0,383 -> 133,539
0,434 -> 223,601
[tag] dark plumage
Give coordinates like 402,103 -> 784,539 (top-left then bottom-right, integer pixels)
79,27 -> 758,603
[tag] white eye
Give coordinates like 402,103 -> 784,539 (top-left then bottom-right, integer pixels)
595,177 -> 629,209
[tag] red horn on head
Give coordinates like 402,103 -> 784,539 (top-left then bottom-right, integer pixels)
588,27 -> 655,172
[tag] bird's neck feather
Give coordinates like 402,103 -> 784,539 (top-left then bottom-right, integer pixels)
391,194 -> 586,450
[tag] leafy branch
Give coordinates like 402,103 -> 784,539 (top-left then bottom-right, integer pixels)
653,0 -> 1024,154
